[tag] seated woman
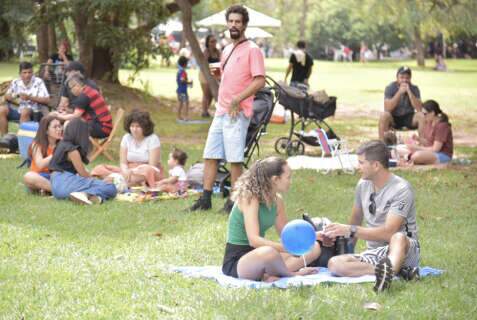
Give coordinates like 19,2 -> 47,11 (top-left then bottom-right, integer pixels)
407,100 -> 453,165
23,115 -> 63,193
49,118 -> 117,205
91,110 -> 163,187
222,157 -> 321,282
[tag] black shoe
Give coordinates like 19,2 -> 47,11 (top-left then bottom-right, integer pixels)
201,112 -> 211,118
189,196 -> 212,211
374,257 -> 393,293
398,266 -> 420,281
221,198 -> 234,214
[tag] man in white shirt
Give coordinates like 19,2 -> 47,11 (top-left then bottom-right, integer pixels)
0,62 -> 50,136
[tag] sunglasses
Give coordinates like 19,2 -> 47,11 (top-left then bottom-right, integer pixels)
369,192 -> 376,215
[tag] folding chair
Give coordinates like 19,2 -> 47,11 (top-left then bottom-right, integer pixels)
316,128 -> 355,174
89,107 -> 125,162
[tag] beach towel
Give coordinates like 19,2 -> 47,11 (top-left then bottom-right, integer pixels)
171,266 -> 443,289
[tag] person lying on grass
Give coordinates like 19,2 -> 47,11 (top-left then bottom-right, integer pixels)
325,140 -> 420,293
23,115 -> 63,194
91,109 -> 164,188
222,156 -> 321,282
48,118 -> 117,205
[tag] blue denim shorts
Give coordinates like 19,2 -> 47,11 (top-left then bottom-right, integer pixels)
435,152 -> 451,164
177,93 -> 189,103
39,172 -> 51,180
203,112 -> 251,163
7,105 -> 21,121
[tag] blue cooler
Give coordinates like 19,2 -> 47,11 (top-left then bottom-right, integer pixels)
17,121 -> 39,160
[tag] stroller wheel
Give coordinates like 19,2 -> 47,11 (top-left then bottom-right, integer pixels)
286,140 -> 305,156
274,137 -> 290,155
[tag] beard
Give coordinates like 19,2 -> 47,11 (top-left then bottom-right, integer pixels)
229,28 -> 242,40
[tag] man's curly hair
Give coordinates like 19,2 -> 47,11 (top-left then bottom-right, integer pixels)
225,4 -> 249,25
123,109 -> 155,137
231,157 -> 287,206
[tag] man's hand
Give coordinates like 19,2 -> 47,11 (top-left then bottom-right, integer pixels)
49,111 -> 59,117
19,93 -> 30,101
229,97 -> 240,119
323,223 -> 351,238
399,83 -> 409,95
316,231 -> 335,247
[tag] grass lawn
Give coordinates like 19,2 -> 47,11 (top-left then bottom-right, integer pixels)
1,59 -> 476,318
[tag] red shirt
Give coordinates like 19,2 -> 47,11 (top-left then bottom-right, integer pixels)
75,86 -> 113,135
429,121 -> 453,157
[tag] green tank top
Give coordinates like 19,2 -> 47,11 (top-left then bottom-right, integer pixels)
227,202 -> 277,245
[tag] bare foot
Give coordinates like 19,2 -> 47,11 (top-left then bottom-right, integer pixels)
294,267 -> 319,277
262,273 -> 280,283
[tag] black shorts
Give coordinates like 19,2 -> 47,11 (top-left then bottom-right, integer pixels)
392,113 -> 416,130
88,119 -> 109,139
222,243 -> 254,278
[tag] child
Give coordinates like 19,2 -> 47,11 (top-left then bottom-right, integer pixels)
156,148 -> 188,194
176,56 -> 192,121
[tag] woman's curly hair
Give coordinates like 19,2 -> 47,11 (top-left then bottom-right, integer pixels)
123,109 -> 155,137
231,157 -> 288,206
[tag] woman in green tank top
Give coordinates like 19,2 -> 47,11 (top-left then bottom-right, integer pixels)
222,157 -> 321,281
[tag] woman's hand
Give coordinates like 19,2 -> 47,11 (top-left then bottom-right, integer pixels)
294,267 -> 319,277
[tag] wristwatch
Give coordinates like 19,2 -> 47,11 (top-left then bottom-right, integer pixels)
349,225 -> 357,238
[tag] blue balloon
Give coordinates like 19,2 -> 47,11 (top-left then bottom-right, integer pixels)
281,220 -> 317,256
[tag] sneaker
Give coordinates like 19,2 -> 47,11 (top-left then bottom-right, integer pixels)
398,266 -> 420,281
189,196 -> 212,211
69,192 -> 92,205
374,257 -> 393,293
88,195 -> 103,204
221,198 -> 234,214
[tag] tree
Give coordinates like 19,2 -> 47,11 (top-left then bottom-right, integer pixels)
0,0 -> 34,61
176,0 -> 219,99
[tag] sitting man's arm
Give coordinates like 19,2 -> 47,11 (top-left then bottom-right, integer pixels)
324,212 -> 404,243
407,85 -> 422,112
384,84 -> 407,113
50,108 -> 83,121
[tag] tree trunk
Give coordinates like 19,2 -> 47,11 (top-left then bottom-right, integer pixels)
299,0 -> 308,39
73,11 -> 93,77
176,0 -> 219,99
35,0 -> 49,63
0,18 -> 13,61
414,26 -> 425,67
91,46 -> 116,82
47,23 -> 57,56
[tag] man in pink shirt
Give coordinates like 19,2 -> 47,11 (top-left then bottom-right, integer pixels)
190,5 -> 266,212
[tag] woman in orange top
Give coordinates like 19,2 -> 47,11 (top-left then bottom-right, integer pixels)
23,115 -> 63,193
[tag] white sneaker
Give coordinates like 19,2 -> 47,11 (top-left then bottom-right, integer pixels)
69,192 -> 93,205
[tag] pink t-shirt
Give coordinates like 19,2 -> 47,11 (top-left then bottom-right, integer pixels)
216,40 -> 265,118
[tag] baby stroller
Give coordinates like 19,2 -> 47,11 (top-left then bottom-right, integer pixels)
272,81 -> 338,156
216,77 -> 279,197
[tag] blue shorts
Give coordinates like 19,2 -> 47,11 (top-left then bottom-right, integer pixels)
39,172 -> 51,180
435,152 -> 451,164
7,105 -> 21,121
177,93 -> 189,103
203,112 -> 251,163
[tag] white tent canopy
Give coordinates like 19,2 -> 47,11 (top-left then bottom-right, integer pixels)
154,19 -> 183,36
196,6 -> 281,28
224,27 -> 273,39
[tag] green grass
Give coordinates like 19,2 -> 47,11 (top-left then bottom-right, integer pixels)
1,59 -> 477,318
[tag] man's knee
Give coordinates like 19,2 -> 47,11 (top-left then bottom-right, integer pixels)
327,255 -> 348,274
379,111 -> 393,124
389,232 -> 410,250
0,105 -> 8,116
